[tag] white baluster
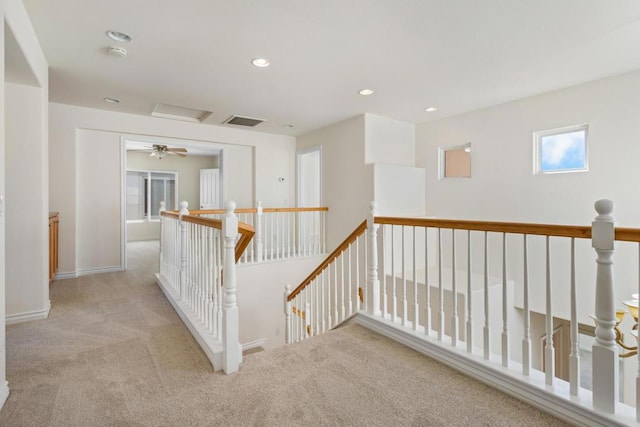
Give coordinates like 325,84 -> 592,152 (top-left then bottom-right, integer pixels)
569,238 -> 580,395
452,229 -> 458,346
333,262 -> 338,326
522,235 -> 531,375
391,226 -> 396,321
502,233 -> 509,367
367,202 -> 380,317
425,227 -> 431,335
321,270 -> 326,333
222,201 -> 241,374
483,231 -> 490,360
466,230 -> 472,353
348,245 -> 353,316
591,199 -> 618,412
255,201 -> 263,262
179,201 -> 189,301
341,253 -> 345,322
305,302 -> 311,338
284,284 -> 292,343
637,243 -> 640,421
159,201 -> 166,271
437,228 -> 444,341
356,235 -> 361,313
413,227 -> 418,331
544,236 -> 554,386
382,226 -> 388,319
402,226 -> 408,326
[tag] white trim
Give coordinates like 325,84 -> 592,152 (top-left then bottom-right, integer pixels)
120,136 -> 127,270
438,142 -> 471,180
6,300 -> 51,325
0,381 -> 9,411
54,271 -> 77,280
242,338 -> 267,352
351,313 -> 635,427
155,273 -> 224,371
76,265 -> 123,276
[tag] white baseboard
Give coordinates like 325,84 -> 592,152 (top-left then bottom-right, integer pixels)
54,266 -> 123,280
0,381 -> 9,411
77,266 -> 123,276
352,313 -> 636,427
7,300 -> 51,325
242,338 -> 267,352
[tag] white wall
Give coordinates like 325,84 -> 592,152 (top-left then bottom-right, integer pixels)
5,82 -> 49,316
49,103 -> 296,276
297,115 -> 374,251
0,0 -> 49,409
365,114 -> 415,166
373,164 -> 425,217
416,69 -> 640,324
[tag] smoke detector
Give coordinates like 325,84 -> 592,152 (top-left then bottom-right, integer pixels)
107,46 -> 128,57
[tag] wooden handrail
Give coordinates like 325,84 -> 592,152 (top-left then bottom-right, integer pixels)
614,227 -> 640,243
375,217 -> 593,239
189,206 -> 329,215
288,220 -> 367,301
160,211 -> 255,262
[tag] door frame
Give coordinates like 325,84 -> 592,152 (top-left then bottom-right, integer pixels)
296,145 -> 322,207
120,135 -> 226,270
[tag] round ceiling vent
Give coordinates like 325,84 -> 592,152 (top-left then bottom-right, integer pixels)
107,46 -> 128,57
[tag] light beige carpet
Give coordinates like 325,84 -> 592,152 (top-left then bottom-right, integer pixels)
0,241 -> 571,426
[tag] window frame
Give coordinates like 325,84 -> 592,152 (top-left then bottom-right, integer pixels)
533,124 -> 589,175
438,143 -> 471,180
126,169 -> 178,223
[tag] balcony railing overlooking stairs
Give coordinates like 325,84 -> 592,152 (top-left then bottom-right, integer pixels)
156,200 -> 328,374
285,200 -> 640,426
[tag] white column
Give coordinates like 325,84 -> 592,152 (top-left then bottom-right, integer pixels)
179,201 -> 189,301
256,201 -> 264,262
284,284 -> 292,344
366,202 -> 381,316
591,199 -> 618,413
222,201 -> 241,374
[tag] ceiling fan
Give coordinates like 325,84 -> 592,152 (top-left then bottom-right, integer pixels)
144,144 -> 188,159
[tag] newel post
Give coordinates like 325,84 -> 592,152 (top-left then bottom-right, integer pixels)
158,201 -> 166,274
366,201 -> 381,316
284,284 -> 292,344
591,199 -> 618,413
256,201 -> 264,262
179,201 -> 189,301
222,201 -> 241,374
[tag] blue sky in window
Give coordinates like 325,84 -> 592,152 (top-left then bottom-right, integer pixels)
540,130 -> 586,171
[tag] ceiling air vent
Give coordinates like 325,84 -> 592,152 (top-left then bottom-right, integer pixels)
224,115 -> 266,127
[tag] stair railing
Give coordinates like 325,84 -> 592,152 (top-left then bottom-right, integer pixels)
285,199 -> 640,424
158,200 -> 254,374
191,202 -> 328,264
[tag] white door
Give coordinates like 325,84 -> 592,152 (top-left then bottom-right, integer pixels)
200,168 -> 220,209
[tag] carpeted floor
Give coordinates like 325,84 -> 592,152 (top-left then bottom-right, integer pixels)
0,241 -> 571,426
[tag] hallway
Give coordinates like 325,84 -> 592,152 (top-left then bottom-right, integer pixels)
0,243 -> 569,425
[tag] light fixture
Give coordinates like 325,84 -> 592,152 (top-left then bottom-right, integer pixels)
591,294 -> 639,358
283,124 -> 294,129
103,97 -> 120,104
425,107 -> 438,112
252,58 -> 270,68
359,89 -> 374,96
106,30 -> 133,43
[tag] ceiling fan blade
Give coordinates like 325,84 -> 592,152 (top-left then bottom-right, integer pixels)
167,151 -> 187,157
167,147 -> 188,153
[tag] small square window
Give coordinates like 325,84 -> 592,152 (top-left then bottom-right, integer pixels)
534,124 -> 588,174
439,143 -> 471,179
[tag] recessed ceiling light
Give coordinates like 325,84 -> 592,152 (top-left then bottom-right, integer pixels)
283,124 -> 294,129
103,97 -> 120,104
359,89 -> 374,96
105,30 -> 133,43
425,107 -> 438,112
252,58 -> 270,68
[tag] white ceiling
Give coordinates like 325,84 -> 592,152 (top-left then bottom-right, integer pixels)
22,0 -> 640,136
